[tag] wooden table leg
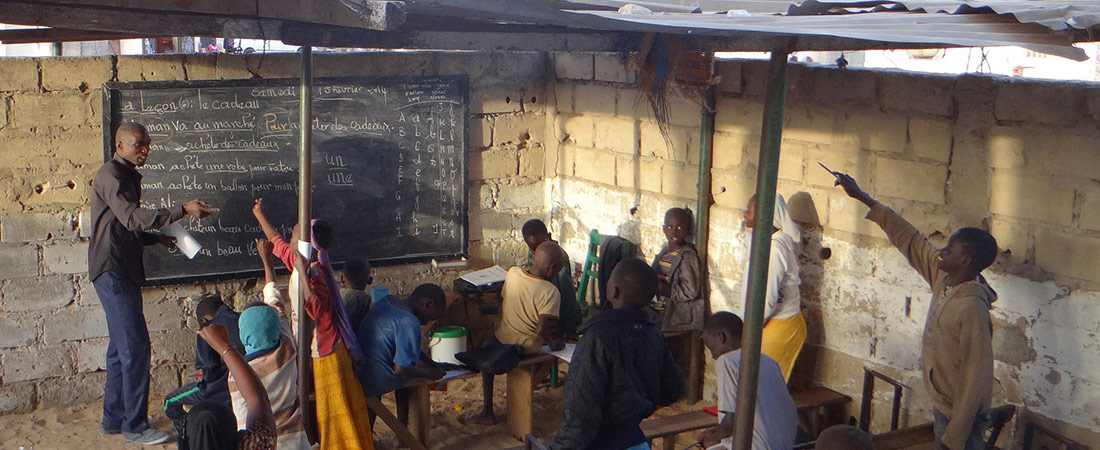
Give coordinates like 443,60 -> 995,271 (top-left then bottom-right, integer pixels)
364,396 -> 428,450
506,365 -> 536,440
407,384 -> 431,446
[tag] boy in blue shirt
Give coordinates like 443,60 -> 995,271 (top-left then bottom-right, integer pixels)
356,283 -> 447,427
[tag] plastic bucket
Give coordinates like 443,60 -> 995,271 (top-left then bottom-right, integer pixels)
370,285 -> 390,302
427,326 -> 467,365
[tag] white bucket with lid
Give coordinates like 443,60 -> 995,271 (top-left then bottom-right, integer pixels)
427,326 -> 467,365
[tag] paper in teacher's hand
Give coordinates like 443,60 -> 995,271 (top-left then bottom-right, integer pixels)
161,222 -> 202,259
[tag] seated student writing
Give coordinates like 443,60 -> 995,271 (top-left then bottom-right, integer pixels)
224,238 -> 309,450
472,240 -> 567,425
549,258 -> 683,450
834,173 -> 997,450
357,283 -> 447,427
697,312 -> 797,450
164,294 -> 245,450
186,323 -> 277,450
522,218 -> 582,336
340,257 -> 374,328
651,207 -> 704,332
251,198 -> 374,450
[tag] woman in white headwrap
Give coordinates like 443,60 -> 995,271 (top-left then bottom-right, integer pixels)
741,193 -> 805,381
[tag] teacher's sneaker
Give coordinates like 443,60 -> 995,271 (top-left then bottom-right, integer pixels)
122,427 -> 172,445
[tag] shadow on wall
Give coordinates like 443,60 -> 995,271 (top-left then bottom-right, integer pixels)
786,191 -> 828,390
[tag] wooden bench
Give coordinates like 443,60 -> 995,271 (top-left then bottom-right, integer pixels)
505,353 -> 560,439
792,386 -> 851,437
642,410 -> 719,450
405,370 -> 479,447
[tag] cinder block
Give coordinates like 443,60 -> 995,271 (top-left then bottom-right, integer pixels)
496,182 -> 546,211
1036,230 -> 1100,282
805,67 -> 876,107
470,149 -> 518,180
574,148 -> 616,185
117,55 -> 186,82
0,381 -> 36,414
470,182 -> 495,211
519,145 -> 545,177
987,126 -> 1025,169
594,53 -> 634,83
42,306 -> 108,343
40,56 -> 113,91
0,315 -> 37,348
573,84 -> 617,116
468,210 -> 515,241
1079,187 -> 1100,232
710,169 -> 755,209
494,114 -> 541,146
844,113 -> 907,153
595,118 -> 638,154
75,337 -> 109,373
778,152 -> 804,182
1,344 -> 72,383
150,328 -> 195,366
1037,132 -> 1100,181
989,219 -> 1029,267
470,90 -> 523,115
558,143 -> 576,177
873,158 -> 946,204
879,73 -> 954,117
666,92 -> 704,128
784,106 -> 840,145
639,122 -> 676,160
712,133 -> 744,169
715,60 -> 742,94
662,163 -> 701,199
182,54 -> 218,80
989,172 -> 1074,225
826,196 -> 887,239
2,275 -> 74,312
11,91 -> 91,131
909,118 -> 953,162
639,159 -> 662,193
563,115 -> 595,147
39,372 -> 107,409
994,80 -> 1081,126
616,88 -> 653,120
616,155 -> 637,189
470,115 -> 492,149
0,58 -> 39,92
0,244 -> 39,279
144,296 -> 183,333
554,52 -> 593,80
555,82 -> 574,114
42,241 -> 87,275
716,98 -> 763,135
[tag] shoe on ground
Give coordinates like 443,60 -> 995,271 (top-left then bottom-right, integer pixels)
122,427 -> 172,445
98,424 -> 121,435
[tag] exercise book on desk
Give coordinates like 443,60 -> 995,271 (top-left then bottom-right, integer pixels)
460,265 -> 507,286
541,343 -> 577,363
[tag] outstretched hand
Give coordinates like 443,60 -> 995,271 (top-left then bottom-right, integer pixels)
251,197 -> 264,217
183,199 -> 213,218
156,234 -> 177,249
255,238 -> 274,261
198,323 -> 232,355
833,172 -> 875,207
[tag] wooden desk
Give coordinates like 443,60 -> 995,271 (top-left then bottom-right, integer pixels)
405,371 -> 479,447
505,353 -> 559,440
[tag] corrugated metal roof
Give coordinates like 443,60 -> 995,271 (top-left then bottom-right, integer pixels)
404,0 -> 1096,60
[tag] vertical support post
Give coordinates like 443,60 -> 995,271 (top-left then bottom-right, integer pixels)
689,75 -> 717,405
732,50 -> 790,450
297,44 -> 317,443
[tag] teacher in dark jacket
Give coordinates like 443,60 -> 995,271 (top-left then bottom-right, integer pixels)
549,258 -> 684,450
89,122 -> 211,445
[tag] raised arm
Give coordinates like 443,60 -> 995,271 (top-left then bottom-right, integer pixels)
198,324 -> 275,434
834,173 -> 939,286
251,198 -> 281,241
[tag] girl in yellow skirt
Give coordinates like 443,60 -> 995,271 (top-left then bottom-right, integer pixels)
742,193 -> 806,381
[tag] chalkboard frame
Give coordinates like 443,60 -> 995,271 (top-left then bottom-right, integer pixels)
102,76 -> 471,286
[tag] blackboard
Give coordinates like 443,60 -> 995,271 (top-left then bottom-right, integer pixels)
103,76 -> 469,284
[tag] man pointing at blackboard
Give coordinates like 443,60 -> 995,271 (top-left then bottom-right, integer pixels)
89,122 -> 212,445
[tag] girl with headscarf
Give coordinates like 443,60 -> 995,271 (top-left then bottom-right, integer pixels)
741,193 -> 806,381
251,198 -> 374,450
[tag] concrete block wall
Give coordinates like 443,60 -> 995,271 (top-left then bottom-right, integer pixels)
0,51 -> 550,415
547,54 -> 1100,446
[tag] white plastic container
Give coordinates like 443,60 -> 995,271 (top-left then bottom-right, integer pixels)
427,326 -> 467,365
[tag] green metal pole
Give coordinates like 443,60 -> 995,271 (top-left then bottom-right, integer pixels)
689,80 -> 717,405
732,50 -> 790,450
297,44 -> 317,444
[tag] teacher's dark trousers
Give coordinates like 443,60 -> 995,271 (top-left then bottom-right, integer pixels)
94,271 -> 152,434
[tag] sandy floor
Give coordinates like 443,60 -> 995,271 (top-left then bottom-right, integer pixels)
0,374 -> 702,450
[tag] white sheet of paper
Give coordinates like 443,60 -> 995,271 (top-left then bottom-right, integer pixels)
542,342 -> 577,363
161,222 -> 202,259
459,265 -> 508,286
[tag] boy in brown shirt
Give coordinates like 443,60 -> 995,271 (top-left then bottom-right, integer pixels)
834,173 -> 998,450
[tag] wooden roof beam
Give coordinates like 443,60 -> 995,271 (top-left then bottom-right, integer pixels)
0,27 -> 140,44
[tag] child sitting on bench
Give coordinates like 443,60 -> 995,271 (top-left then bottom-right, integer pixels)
697,312 -> 796,450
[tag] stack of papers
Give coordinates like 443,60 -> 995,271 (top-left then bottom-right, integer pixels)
542,343 -> 577,363
459,265 -> 508,286
161,222 -> 202,259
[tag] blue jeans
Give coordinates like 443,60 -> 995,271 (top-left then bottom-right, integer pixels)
94,272 -> 151,434
934,408 -> 990,450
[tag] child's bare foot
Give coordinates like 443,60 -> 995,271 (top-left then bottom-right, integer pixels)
469,411 -> 497,425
